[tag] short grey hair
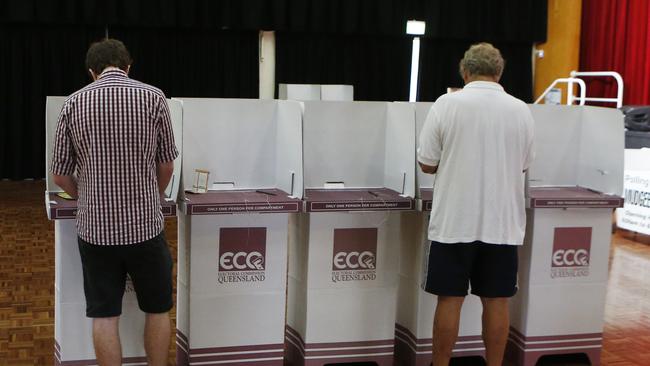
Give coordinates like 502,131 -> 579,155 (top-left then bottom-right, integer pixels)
459,42 -> 504,78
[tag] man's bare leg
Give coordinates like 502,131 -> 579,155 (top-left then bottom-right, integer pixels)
481,297 -> 510,366
432,296 -> 465,366
144,312 -> 171,366
93,317 -> 121,366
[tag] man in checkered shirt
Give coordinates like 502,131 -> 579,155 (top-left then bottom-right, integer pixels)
51,39 -> 177,366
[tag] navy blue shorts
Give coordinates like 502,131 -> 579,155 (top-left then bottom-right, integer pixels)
422,241 -> 518,298
77,232 -> 174,317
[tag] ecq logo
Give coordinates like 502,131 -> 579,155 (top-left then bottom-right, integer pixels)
218,228 -> 266,272
551,227 -> 592,268
332,228 -> 378,272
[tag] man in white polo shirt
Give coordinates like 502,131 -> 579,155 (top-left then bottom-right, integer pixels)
418,43 -> 535,366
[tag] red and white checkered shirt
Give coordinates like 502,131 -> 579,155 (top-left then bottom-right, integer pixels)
50,68 -> 178,245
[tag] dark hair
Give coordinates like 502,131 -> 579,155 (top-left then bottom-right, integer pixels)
85,38 -> 133,74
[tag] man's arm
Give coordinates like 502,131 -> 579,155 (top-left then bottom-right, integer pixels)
51,103 -> 78,197
157,161 -> 174,197
53,175 -> 78,199
154,96 -> 178,199
419,161 -> 438,175
417,105 -> 443,176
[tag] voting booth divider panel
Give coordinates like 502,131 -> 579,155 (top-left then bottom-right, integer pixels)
176,98 -> 303,366
506,105 -> 624,366
45,97 -> 183,365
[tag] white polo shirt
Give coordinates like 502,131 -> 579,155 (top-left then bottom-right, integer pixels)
418,81 -> 535,245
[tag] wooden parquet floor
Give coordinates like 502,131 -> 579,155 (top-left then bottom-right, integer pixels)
0,180 -> 648,366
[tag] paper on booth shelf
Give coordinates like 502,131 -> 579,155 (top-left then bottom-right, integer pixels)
210,182 -> 235,191
324,182 -> 345,189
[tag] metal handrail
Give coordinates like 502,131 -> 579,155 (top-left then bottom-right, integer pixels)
569,71 -> 624,108
534,77 -> 587,105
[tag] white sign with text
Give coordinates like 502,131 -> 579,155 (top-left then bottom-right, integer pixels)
618,170 -> 650,234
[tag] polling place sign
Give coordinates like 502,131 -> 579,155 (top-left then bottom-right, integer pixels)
617,170 -> 650,234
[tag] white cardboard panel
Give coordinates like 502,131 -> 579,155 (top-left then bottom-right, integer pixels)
305,212 -> 400,290
275,101 -> 304,197
397,212 -> 423,279
395,275 -> 417,334
304,287 -> 398,343
180,98 -> 278,190
528,105 -> 582,187
303,101 -> 387,188
287,276 -> 308,340
286,213 -> 309,338
287,214 -> 309,281
189,292 -> 286,348
187,214 -> 289,295
45,96 -> 67,192
166,99 -> 184,199
528,104 -> 624,194
54,220 -> 79,301
517,282 -> 607,336
176,214 -> 191,341
178,211 -> 291,353
577,106 -> 624,195
179,98 -> 303,193
279,84 -> 321,101
527,209 -> 612,285
321,85 -> 354,101
415,102 -> 435,193
385,103 -> 416,197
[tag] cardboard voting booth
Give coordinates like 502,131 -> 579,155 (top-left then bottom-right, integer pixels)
175,98 -> 303,366
507,105 -> 624,366
45,96 -> 183,366
394,102 -> 485,366
285,101 -> 415,366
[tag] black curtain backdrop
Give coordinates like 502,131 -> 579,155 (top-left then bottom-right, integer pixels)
418,40 -> 534,103
275,32 -> 412,101
1,1 -> 547,179
0,26 -> 258,179
108,28 -> 259,98
0,0 -> 547,42
0,25 -> 104,180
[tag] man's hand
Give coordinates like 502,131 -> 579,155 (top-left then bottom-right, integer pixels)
156,161 -> 175,198
419,161 -> 438,174
53,175 -> 78,199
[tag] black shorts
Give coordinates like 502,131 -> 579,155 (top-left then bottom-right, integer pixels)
77,232 -> 174,318
422,241 -> 518,298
